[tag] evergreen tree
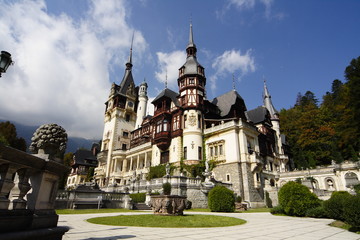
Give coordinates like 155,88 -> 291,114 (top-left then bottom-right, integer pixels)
0,121 -> 27,151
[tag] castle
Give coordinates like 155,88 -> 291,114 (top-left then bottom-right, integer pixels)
93,24 -> 291,207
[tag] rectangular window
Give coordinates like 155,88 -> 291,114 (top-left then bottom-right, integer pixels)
210,147 -> 213,157
122,144 -> 127,151
161,151 -> 169,164
198,146 -> 202,160
123,131 -> 129,137
226,174 -> 230,182
198,114 -> 201,128
126,114 -> 130,122
189,78 -> 195,85
184,147 -> 187,159
219,145 -> 223,155
215,146 -> 218,156
157,121 -> 162,133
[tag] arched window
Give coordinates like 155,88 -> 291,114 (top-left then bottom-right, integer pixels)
345,172 -> 359,188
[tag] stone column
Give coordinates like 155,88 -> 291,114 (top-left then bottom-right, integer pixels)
0,163 -> 18,209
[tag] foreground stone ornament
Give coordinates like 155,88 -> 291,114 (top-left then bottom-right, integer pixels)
149,195 -> 187,216
29,123 -> 67,162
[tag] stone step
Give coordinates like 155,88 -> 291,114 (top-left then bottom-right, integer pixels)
133,203 -> 151,210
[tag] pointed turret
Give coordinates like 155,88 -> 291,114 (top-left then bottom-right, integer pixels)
263,80 -> 278,120
119,35 -> 135,96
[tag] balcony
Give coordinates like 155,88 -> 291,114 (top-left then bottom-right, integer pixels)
154,131 -> 171,151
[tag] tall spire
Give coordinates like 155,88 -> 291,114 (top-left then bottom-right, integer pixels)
263,79 -> 279,119
232,73 -> 236,90
126,31 -> 134,70
186,23 -> 197,57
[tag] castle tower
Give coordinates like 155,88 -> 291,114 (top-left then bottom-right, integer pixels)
263,80 -> 283,155
135,80 -> 148,129
178,23 -> 206,164
100,42 -> 137,184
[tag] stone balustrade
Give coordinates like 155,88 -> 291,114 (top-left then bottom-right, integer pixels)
0,144 -> 69,239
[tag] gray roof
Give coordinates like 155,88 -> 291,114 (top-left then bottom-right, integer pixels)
245,106 -> 270,124
181,56 -> 203,75
151,88 -> 179,106
212,90 -> 246,117
73,149 -> 98,166
263,81 -> 279,119
118,69 -> 134,95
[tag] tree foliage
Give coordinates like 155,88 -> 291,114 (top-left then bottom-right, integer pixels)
280,56 -> 360,168
0,121 -> 27,151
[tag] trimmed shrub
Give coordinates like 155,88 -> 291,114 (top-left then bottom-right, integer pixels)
353,184 -> 360,195
270,205 -> 285,215
305,206 -> 328,218
208,186 -> 235,212
343,195 -> 360,228
162,182 -> 171,195
278,181 -> 320,216
323,191 -> 352,221
129,193 -> 146,203
235,195 -> 242,203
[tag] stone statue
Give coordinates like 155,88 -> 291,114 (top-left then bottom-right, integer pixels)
165,163 -> 170,176
29,123 -> 67,162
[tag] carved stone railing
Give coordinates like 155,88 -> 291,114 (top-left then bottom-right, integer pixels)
0,144 -> 69,238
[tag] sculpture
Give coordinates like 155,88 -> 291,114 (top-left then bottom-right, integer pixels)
29,123 -> 67,162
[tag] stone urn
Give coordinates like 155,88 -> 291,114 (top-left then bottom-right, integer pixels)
149,195 -> 187,216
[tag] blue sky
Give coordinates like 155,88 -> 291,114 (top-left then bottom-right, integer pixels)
0,0 -> 359,139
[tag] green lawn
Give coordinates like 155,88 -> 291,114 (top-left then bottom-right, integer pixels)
56,208 -> 142,215
87,214 -> 246,228
329,220 -> 360,234
186,208 -> 271,213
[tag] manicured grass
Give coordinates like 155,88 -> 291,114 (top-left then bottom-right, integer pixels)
186,208 -> 271,213
87,214 -> 246,228
56,208 -> 141,215
329,220 -> 360,234
185,208 -> 211,212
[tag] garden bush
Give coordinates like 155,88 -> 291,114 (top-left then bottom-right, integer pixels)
270,205 -> 284,215
323,191 -> 352,221
278,181 -> 320,216
305,206 -> 328,218
343,195 -> 360,228
208,185 -> 235,212
162,182 -> 172,195
129,193 -> 146,203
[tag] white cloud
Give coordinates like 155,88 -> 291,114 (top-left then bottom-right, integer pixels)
155,50 -> 187,89
0,0 -> 148,139
210,49 -> 255,92
218,0 -> 279,20
229,0 -> 256,9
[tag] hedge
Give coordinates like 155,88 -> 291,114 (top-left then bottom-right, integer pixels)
343,195 -> 360,228
129,193 -> 146,203
323,191 -> 352,221
208,185 -> 235,212
278,181 -> 320,216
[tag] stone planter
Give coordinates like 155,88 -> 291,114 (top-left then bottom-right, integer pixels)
149,195 -> 187,216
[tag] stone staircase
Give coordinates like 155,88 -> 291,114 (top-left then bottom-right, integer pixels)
133,203 -> 152,210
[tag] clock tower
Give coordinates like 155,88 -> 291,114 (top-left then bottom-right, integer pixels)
178,23 -> 206,164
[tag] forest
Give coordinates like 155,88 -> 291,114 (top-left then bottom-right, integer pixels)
280,56 -> 360,169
